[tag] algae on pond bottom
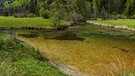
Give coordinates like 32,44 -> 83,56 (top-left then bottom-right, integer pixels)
19,24 -> 135,75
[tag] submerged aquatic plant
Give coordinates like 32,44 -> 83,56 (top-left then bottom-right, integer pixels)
18,24 -> 135,76
97,52 -> 135,76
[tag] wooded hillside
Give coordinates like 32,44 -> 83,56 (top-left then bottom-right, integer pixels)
0,0 -> 135,24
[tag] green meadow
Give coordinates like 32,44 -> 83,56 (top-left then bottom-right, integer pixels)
0,16 -> 66,28
0,16 -> 135,29
89,19 -> 135,28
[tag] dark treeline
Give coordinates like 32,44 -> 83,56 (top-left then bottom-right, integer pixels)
0,0 -> 135,25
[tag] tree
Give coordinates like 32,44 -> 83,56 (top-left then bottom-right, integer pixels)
101,7 -> 107,20
39,7 -> 50,19
92,0 -> 97,19
50,0 -> 63,26
125,0 -> 135,17
2,0 -> 135,21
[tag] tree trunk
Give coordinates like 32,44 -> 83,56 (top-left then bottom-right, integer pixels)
93,2 -> 97,19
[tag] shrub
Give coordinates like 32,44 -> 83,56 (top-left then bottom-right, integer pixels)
131,14 -> 135,19
39,7 -> 50,19
110,12 -> 118,20
3,12 -> 9,16
14,13 -> 26,18
28,13 -> 36,18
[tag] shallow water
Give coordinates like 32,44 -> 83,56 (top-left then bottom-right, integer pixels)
3,24 -> 135,76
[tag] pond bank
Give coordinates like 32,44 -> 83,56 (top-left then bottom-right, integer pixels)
0,25 -> 69,31
0,34 -> 67,76
87,21 -> 135,32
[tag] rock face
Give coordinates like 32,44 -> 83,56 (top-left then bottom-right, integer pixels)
87,21 -> 135,32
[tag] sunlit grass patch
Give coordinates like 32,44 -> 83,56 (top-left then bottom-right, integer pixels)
88,19 -> 135,28
0,16 -> 67,28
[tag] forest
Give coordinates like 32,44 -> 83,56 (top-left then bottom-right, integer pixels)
0,0 -> 135,26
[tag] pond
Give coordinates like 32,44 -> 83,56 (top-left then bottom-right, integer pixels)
2,24 -> 135,76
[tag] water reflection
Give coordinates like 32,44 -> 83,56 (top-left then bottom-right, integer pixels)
0,24 -> 135,41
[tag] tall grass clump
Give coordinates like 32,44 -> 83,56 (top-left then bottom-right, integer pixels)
99,52 -> 135,76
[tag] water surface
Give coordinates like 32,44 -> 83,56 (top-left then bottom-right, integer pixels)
12,24 -> 135,75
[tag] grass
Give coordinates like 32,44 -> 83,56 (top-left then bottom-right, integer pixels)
0,16 -> 66,28
19,24 -> 135,75
88,19 -> 135,28
0,34 -> 68,76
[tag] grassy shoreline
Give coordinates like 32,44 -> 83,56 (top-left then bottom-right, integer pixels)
0,16 -> 66,28
0,34 -> 68,76
1,16 -> 135,30
88,19 -> 135,29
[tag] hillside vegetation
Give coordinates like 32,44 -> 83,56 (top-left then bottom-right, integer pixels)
1,0 -> 135,26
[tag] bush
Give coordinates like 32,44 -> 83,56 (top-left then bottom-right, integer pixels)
14,13 -> 26,18
28,13 -> 36,18
3,12 -> 9,16
39,8 -> 50,19
131,14 -> 135,19
110,13 -> 118,20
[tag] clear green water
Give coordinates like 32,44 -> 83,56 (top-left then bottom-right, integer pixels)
18,24 -> 135,41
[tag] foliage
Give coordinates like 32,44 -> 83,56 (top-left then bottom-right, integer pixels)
14,13 -> 26,18
49,0 -> 64,26
101,7 -> 107,20
39,7 -> 50,19
1,0 -> 135,25
131,14 -> 135,19
28,13 -> 36,18
1,0 -> 92,25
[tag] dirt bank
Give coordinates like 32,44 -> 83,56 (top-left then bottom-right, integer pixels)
87,21 -> 135,32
